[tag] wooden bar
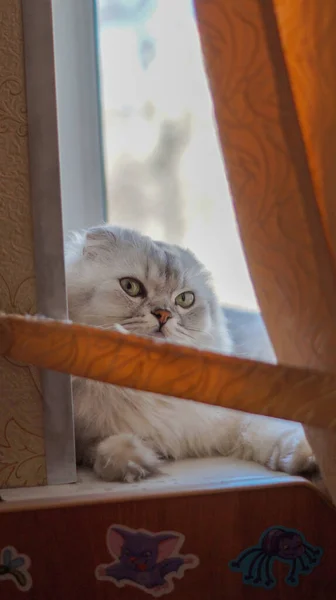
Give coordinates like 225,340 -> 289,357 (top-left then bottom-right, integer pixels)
1,313 -> 336,428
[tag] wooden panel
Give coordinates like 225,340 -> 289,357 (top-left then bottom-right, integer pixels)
194,0 -> 336,500
0,457 -> 306,504
0,483 -> 335,599
2,314 -> 336,429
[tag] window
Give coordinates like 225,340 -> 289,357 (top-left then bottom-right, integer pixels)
4,0 -> 276,493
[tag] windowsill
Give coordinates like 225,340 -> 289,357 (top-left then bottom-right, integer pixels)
0,456 -> 307,508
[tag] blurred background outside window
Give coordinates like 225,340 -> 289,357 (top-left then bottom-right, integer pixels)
96,0 -> 258,312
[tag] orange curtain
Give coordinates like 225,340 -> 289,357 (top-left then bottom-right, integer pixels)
275,0 -> 336,262
195,0 -> 336,501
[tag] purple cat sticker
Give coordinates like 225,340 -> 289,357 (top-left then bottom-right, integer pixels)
95,524 -> 199,597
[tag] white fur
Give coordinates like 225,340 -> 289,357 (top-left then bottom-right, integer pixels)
66,226 -> 315,482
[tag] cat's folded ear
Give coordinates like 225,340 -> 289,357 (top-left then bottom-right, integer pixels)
83,226 -> 117,259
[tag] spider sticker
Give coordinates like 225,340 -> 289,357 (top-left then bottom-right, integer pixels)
0,546 -> 32,592
229,526 -> 322,589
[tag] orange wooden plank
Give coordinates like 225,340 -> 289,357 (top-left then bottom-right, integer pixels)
1,314 -> 336,429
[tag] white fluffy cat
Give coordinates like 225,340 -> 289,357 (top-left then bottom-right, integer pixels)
66,225 -> 316,482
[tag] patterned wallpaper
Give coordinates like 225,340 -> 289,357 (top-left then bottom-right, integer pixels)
0,0 -> 46,487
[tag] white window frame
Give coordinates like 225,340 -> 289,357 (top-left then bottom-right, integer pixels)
51,0 -> 106,237
22,0 -> 105,484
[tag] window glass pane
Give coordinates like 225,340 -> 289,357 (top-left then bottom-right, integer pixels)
95,0 -> 275,361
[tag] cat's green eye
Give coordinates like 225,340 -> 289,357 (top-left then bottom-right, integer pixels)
119,277 -> 144,298
175,291 -> 195,308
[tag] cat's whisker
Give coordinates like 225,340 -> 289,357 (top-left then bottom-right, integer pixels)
176,322 -> 204,333
175,327 -> 195,340
176,323 -> 198,334
80,312 -> 126,318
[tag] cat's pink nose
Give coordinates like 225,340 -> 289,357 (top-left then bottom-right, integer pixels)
151,308 -> 172,325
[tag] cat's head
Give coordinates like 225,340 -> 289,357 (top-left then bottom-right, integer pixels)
107,526 -> 180,571
66,225 -> 230,351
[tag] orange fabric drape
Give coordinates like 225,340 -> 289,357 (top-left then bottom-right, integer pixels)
275,0 -> 336,263
195,0 -> 336,502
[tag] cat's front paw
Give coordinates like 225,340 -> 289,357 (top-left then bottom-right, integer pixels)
270,428 -> 317,475
94,434 -> 161,482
